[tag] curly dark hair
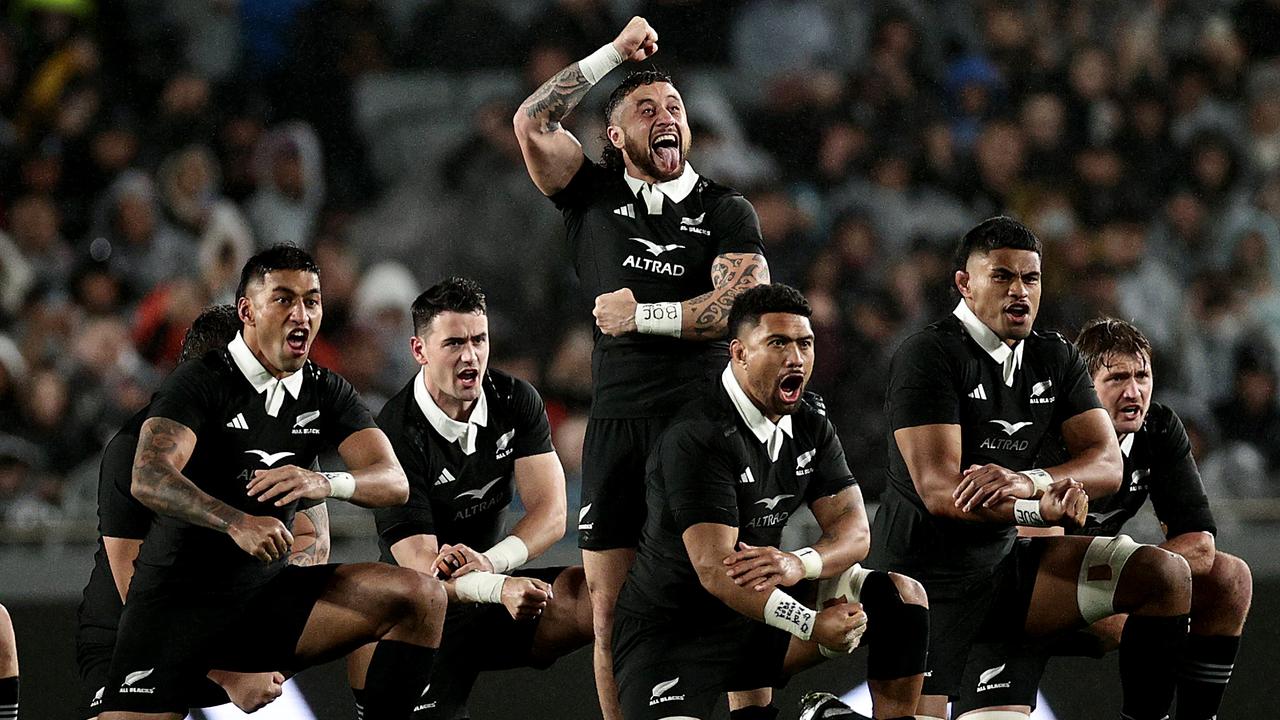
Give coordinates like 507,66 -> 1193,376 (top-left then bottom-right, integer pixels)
179,304 -> 241,362
1075,317 -> 1153,376
600,68 -> 675,174
412,276 -> 487,336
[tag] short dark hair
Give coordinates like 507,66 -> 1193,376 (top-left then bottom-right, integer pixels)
236,244 -> 320,300
600,69 -> 675,174
728,284 -> 812,339
1075,317 -> 1153,376
179,304 -> 240,362
412,276 -> 487,336
953,216 -> 1043,272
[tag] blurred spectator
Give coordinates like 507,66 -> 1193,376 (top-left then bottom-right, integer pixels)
6,192 -> 73,289
247,121 -> 324,249
90,169 -> 194,296
1213,344 -> 1280,473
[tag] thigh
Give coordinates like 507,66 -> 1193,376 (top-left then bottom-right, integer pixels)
218,564 -> 341,672
951,640 -> 1047,717
919,583 -> 997,699
579,417 -> 667,550
613,613 -> 735,720
1024,535 -> 1123,636
76,625 -> 115,719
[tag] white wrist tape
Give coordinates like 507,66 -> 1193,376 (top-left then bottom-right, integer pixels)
453,571 -> 506,604
793,547 -> 823,580
482,535 -> 529,574
321,471 -> 355,500
1022,468 -> 1054,496
1013,498 -> 1048,527
635,302 -> 682,337
579,43 -> 624,85
763,588 -> 816,641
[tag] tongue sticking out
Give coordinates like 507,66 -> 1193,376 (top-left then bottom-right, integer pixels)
653,145 -> 680,176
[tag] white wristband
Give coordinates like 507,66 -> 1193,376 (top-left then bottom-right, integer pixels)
579,43 -> 624,85
321,471 -> 355,500
453,571 -> 507,604
482,535 -> 529,574
793,547 -> 823,580
635,302 -> 683,337
762,588 -> 816,641
1022,468 -> 1054,496
1013,498 -> 1048,527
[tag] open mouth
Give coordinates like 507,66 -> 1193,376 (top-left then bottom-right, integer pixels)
1005,302 -> 1031,323
285,328 -> 308,356
457,367 -> 480,388
778,373 -> 805,405
651,130 -> 681,176
1119,403 -> 1143,421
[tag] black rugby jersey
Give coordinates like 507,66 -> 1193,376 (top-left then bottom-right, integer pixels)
78,407 -> 150,631
550,156 -> 765,418
372,369 -> 554,559
1039,402 -> 1216,539
617,371 -> 855,626
134,337 -> 374,591
869,304 -> 1100,587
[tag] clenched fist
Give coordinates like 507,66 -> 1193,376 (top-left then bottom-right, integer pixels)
612,17 -> 659,63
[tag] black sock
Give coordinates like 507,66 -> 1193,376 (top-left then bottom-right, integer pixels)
352,686 -> 367,720
730,705 -> 779,720
1175,634 -> 1240,720
0,676 -> 17,720
361,640 -> 435,720
1120,614 -> 1189,720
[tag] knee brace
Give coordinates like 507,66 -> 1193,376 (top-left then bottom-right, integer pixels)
856,571 -> 930,680
1077,534 -> 1142,624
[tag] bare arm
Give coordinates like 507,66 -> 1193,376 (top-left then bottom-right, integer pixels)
594,252 -> 770,339
104,536 -> 143,602
392,533 -> 550,619
288,502 -> 330,566
806,486 -> 871,574
1047,408 -> 1123,498
1161,531 -> 1215,577
507,452 -> 568,560
514,17 -> 658,196
686,522 -> 777,619
335,427 -> 409,507
132,417 -> 244,531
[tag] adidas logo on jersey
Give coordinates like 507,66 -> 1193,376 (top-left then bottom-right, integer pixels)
435,468 -> 456,486
226,413 -> 249,430
968,384 -> 988,400
613,204 -> 636,219
739,467 -> 755,484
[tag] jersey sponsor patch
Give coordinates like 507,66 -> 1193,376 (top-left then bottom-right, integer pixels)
989,419 -> 1033,436
245,449 -> 295,466
630,237 -> 686,256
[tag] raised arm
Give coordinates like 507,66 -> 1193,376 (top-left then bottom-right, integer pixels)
133,417 -> 294,561
514,16 -> 658,196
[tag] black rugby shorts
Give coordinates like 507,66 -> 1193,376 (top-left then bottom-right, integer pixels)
579,416 -> 672,550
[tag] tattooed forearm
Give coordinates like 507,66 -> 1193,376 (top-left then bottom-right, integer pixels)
682,253 -> 771,339
289,503 -> 331,566
132,417 -> 242,531
521,65 -> 592,132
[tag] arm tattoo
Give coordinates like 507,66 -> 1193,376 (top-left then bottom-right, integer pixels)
133,418 -> 241,531
683,254 -> 771,339
289,504 -> 331,566
521,64 -> 592,132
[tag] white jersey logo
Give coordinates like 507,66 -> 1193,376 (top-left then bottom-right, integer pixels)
294,410 -> 321,427
1031,379 -> 1053,397
630,237 -> 685,256
968,384 -> 988,400
755,494 -> 795,511
796,449 -> 816,468
578,503 -> 594,531
435,468 -> 456,486
613,204 -> 636,219
245,449 -> 295,466
455,477 -> 503,501
495,428 -> 515,458
978,664 -> 1006,686
739,467 -> 756,484
226,413 -> 249,430
989,419 -> 1033,436
651,677 -> 680,699
123,668 -> 154,687
679,212 -> 705,226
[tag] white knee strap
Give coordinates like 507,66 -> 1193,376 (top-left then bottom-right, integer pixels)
1077,534 -> 1142,624
955,711 -> 1030,719
817,563 -> 873,606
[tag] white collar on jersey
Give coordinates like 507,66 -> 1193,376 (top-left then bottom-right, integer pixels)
721,364 -> 793,462
413,367 -> 489,455
953,300 -> 1025,387
623,163 -> 700,215
227,332 -> 304,417
1119,432 -> 1135,457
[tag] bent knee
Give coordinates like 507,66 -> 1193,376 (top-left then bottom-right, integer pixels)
888,572 -> 928,608
1194,551 -> 1253,615
1128,546 -> 1192,607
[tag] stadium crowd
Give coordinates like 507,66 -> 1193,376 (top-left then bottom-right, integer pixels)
2,0 -> 1280,534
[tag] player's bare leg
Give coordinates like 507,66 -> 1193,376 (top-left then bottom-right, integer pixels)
529,566 -> 594,664
584,547 -> 635,720
0,605 -> 17,720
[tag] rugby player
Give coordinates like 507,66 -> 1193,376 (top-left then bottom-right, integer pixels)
347,277 -> 592,718
99,245 -> 446,720
613,284 -> 929,720
76,304 -> 329,718
950,318 -> 1252,720
514,17 -> 770,717
869,217 -> 1193,720
0,603 -> 15,720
